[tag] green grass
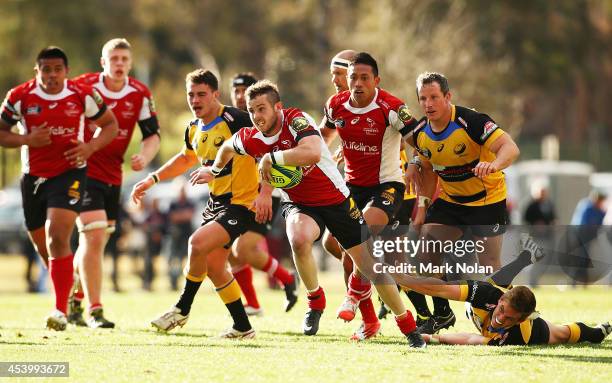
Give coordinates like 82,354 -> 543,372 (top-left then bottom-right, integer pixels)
0,255 -> 611,382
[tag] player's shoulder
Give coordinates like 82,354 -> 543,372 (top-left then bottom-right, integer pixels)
326,90 -> 350,109
376,88 -> 406,110
454,104 -> 499,142
284,107 -> 314,133
5,79 -> 36,100
185,118 -> 199,131
221,105 -> 251,129
72,72 -> 100,86
127,77 -> 152,95
67,79 -> 96,96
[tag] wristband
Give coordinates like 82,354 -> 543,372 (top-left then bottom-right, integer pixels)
409,156 -> 422,168
149,172 -> 160,184
417,196 -> 432,208
271,151 -> 286,165
210,165 -> 223,176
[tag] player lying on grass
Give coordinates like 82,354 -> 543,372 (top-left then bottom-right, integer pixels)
394,235 -> 611,346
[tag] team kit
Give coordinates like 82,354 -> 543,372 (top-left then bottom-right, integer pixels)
0,40 -> 610,349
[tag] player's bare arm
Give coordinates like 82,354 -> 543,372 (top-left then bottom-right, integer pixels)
0,119 -> 51,148
252,182 -> 274,224
473,132 -> 520,179
189,138 -> 237,186
424,332 -> 488,345
259,134 -> 321,183
131,133 -> 161,171
131,151 -> 197,204
64,108 -> 118,166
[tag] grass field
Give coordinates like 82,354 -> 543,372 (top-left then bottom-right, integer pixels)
1,254 -> 611,382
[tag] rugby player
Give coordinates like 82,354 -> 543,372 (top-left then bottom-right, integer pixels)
0,46 -> 118,330
131,69 -> 256,338
228,72 -> 298,316
405,72 -> 520,334
190,80 -> 426,348
321,52 -> 421,340
69,38 -> 161,328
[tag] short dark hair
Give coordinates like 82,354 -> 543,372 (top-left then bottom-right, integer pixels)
185,69 -> 218,91
245,80 -> 281,105
232,72 -> 258,88
416,72 -> 450,96
350,52 -> 378,77
36,46 -> 68,67
502,286 -> 536,319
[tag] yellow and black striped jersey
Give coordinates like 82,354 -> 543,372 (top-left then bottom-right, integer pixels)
459,280 -> 549,346
413,104 -> 506,206
182,106 -> 258,209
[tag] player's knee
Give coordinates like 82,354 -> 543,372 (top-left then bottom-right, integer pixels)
288,233 -> 313,255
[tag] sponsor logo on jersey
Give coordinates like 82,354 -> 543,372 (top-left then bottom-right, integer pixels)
290,116 -> 309,132
437,143 -> 445,152
492,223 -> 500,233
334,118 -> 345,129
454,143 -> 467,155
49,125 -> 76,136
108,101 -> 117,109
363,127 -> 378,135
351,117 -> 360,125
26,104 -> 41,115
214,136 -> 225,147
397,105 -> 413,123
366,117 -> 375,128
118,128 -> 129,138
223,111 -> 234,122
481,121 -> 498,141
124,101 -> 134,110
343,141 -> 379,153
64,101 -> 80,117
48,102 -> 58,109
228,219 -> 238,225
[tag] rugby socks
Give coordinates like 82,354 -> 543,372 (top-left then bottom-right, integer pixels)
567,322 -> 608,344
488,250 -> 532,287
395,310 -> 417,335
406,290 -> 432,319
307,286 -> 326,311
348,273 -> 377,324
49,255 -> 74,315
262,256 -> 295,286
175,273 -> 206,316
216,278 -> 251,332
232,265 -> 260,309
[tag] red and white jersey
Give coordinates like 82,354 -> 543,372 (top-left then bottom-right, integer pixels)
233,108 -> 349,207
0,79 -> 106,178
74,73 -> 158,185
324,88 -> 418,187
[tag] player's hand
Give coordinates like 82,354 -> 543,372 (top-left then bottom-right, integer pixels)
405,163 -> 423,194
64,139 -> 95,167
253,191 -> 273,224
131,177 -> 154,205
25,122 -> 51,147
130,153 -> 147,171
332,146 -> 344,165
259,153 -> 273,183
189,167 -> 214,185
421,334 -> 432,343
473,161 -> 498,179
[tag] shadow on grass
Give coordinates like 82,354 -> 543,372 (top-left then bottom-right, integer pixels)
257,330 -> 347,342
0,339 -> 271,349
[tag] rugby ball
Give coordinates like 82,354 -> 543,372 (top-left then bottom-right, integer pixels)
269,164 -> 302,189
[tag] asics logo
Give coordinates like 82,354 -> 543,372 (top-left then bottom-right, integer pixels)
49,102 -> 58,109
228,219 -> 238,225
